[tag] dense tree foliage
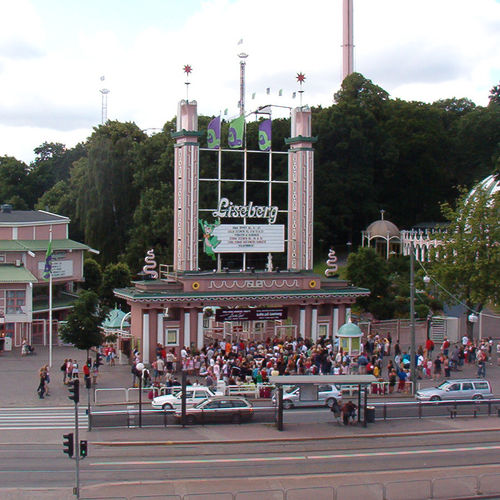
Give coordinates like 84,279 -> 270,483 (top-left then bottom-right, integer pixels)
59,290 -> 108,356
2,73 -> 499,284
429,184 -> 500,337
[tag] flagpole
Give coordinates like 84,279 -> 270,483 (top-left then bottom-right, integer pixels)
49,228 -> 53,368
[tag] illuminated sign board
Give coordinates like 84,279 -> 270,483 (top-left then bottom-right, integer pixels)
215,307 -> 287,322
212,224 -> 284,253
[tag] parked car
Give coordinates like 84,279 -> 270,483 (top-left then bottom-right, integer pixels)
272,384 -> 342,409
415,379 -> 493,401
173,396 -> 254,424
152,386 -> 222,409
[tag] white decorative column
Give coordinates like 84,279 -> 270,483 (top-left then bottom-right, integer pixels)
157,312 -> 164,346
299,307 -> 306,338
197,310 -> 204,349
142,312 -> 150,365
311,307 -> 318,343
286,107 -> 316,271
332,307 -> 339,337
345,307 -> 351,323
172,100 -> 202,271
183,311 -> 191,349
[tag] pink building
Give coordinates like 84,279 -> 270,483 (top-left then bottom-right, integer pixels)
0,205 -> 94,347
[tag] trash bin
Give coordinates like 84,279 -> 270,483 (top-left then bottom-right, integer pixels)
366,406 -> 375,423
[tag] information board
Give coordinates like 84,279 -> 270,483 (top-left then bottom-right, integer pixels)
212,224 -> 284,253
215,307 -> 287,322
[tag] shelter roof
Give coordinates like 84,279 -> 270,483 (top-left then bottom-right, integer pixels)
101,308 -> 130,329
269,375 -> 377,386
0,265 -> 37,283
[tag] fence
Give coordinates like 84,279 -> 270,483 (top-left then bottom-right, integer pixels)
81,472 -> 500,499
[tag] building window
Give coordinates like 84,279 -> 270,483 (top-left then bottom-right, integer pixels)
165,328 -> 179,346
318,323 -> 328,338
6,290 -> 25,314
0,253 -> 5,263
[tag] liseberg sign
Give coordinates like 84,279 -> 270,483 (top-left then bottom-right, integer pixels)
200,198 -> 285,254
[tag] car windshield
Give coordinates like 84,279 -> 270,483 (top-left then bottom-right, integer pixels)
437,382 -> 451,390
284,386 -> 298,394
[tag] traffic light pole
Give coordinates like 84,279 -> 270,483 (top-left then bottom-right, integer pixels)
74,395 -> 80,499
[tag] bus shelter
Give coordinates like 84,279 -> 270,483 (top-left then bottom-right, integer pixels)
269,375 -> 378,431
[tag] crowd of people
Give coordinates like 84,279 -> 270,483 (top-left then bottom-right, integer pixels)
129,333 -> 495,393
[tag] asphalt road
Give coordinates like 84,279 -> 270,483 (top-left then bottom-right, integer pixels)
2,428 -> 500,497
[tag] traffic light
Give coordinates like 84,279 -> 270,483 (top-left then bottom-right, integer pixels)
79,440 -> 88,458
63,433 -> 74,457
85,376 -> 91,389
68,379 -> 80,403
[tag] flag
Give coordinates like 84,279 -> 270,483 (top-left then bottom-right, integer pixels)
259,120 -> 272,151
266,88 -> 270,95
224,108 -> 228,115
278,89 -> 283,96
252,93 -> 256,99
207,116 -> 221,149
228,115 -> 244,148
100,75 -> 105,81
43,241 -> 53,280
292,92 -> 296,99
238,39 -> 243,45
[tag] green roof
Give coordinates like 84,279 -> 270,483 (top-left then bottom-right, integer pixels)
32,293 -> 79,312
0,239 -> 90,252
338,322 -> 363,337
114,286 -> 370,301
0,265 -> 37,283
101,308 -> 130,329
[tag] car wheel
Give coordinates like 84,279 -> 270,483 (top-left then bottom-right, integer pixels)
185,415 -> 196,425
326,398 -> 337,408
162,403 -> 173,410
429,396 -> 441,402
472,395 -> 483,400
283,400 -> 293,410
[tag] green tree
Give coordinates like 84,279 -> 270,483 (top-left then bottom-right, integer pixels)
429,182 -> 500,338
82,258 -> 103,293
0,156 -> 30,206
101,262 -> 132,307
59,291 -> 108,358
345,247 -> 392,319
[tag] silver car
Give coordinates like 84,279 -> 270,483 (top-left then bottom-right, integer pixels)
416,379 -> 493,401
273,384 -> 342,409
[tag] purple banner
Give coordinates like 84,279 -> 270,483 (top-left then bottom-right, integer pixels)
258,119 -> 271,151
207,116 -> 221,149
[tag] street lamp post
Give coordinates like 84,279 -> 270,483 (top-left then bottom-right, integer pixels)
410,243 -> 417,394
136,362 -> 144,428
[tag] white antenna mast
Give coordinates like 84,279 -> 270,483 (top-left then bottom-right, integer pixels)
99,76 -> 110,124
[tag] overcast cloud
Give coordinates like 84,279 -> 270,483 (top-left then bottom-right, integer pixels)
0,0 -> 498,164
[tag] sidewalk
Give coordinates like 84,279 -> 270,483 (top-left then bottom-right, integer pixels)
1,344 -> 499,407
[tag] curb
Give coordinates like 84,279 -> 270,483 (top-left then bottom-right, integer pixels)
93,426 -> 500,447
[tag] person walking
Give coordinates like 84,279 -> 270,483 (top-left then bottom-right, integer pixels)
61,358 -> 68,384
37,368 -> 47,399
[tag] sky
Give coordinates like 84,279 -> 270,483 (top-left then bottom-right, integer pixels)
0,0 -> 499,165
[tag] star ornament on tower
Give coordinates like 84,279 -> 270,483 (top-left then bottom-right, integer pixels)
183,65 -> 192,76
296,72 -> 306,84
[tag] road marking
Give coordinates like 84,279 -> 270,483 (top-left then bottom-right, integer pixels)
90,444 -> 500,467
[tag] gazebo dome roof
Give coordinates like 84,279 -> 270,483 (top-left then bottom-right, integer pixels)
338,321 -> 363,337
467,174 -> 499,200
101,308 -> 130,329
366,219 -> 400,239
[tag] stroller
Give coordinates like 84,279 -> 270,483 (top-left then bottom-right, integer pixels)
22,343 -> 36,356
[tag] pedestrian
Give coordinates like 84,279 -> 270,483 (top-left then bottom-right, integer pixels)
477,350 -> 487,378
61,358 -> 68,384
71,359 -> 79,380
92,360 -> 99,385
341,400 -> 357,426
37,370 -> 46,399
433,356 -> 442,380
83,359 -> 91,388
41,365 -> 51,396
388,369 -> 397,394
66,358 -> 73,382
330,399 -> 341,424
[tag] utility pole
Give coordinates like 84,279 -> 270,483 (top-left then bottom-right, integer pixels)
410,243 -> 417,394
